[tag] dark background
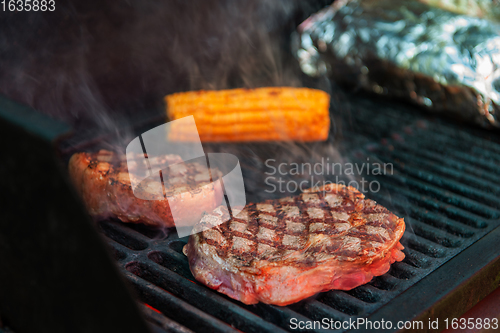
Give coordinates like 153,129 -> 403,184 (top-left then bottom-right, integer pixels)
0,0 -> 331,132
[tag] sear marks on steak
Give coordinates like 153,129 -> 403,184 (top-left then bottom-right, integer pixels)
68,149 -> 223,227
183,183 -> 405,306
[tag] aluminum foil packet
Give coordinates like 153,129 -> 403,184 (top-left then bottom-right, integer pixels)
420,0 -> 500,23
293,0 -> 500,128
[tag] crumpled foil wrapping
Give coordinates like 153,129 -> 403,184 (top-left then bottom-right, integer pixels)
419,0 -> 500,22
293,0 -> 500,128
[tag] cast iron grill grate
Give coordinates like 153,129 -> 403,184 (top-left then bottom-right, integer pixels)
95,99 -> 500,333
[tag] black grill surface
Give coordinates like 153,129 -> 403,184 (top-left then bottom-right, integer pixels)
80,95 -> 500,333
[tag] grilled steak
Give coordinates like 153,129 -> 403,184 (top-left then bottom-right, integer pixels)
183,183 -> 405,306
68,150 -> 223,227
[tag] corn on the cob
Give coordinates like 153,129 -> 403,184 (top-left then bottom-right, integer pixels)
165,87 -> 330,142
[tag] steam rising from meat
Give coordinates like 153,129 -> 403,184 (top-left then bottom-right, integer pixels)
2,1 -> 393,223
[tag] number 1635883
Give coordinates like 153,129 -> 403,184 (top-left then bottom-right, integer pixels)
2,0 -> 55,11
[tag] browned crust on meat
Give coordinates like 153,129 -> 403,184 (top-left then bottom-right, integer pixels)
183,183 -> 405,305
68,150 -> 223,227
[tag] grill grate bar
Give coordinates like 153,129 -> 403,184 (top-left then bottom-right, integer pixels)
410,131 -> 500,160
382,171 -> 499,219
401,233 -> 449,258
319,290 -> 377,316
349,99 -> 415,119
166,239 -> 188,254
382,149 -> 500,196
106,220 -> 155,244
404,219 -> 463,248
397,145 -> 500,186
347,103 -> 420,133
105,237 -> 134,261
388,261 -> 420,280
367,191 -> 467,246
345,284 -> 386,303
392,140 -> 500,179
369,192 -> 477,238
374,180 -> 489,227
239,303 -> 314,333
126,260 -> 287,333
147,251 -> 193,279
401,247 -> 433,269
376,152 -> 500,208
99,221 -> 150,250
158,247 -> 188,263
293,299 -> 351,323
350,107 -> 500,162
122,271 -> 239,333
140,304 -> 195,333
149,247 -> 323,332
368,274 -> 401,291
419,124 -> 500,155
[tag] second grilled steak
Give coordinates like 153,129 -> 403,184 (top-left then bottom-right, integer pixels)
68,150 -> 223,227
183,184 -> 405,306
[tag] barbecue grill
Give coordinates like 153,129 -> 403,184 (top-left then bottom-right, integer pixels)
1,86 -> 499,333
1,1 -> 500,332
